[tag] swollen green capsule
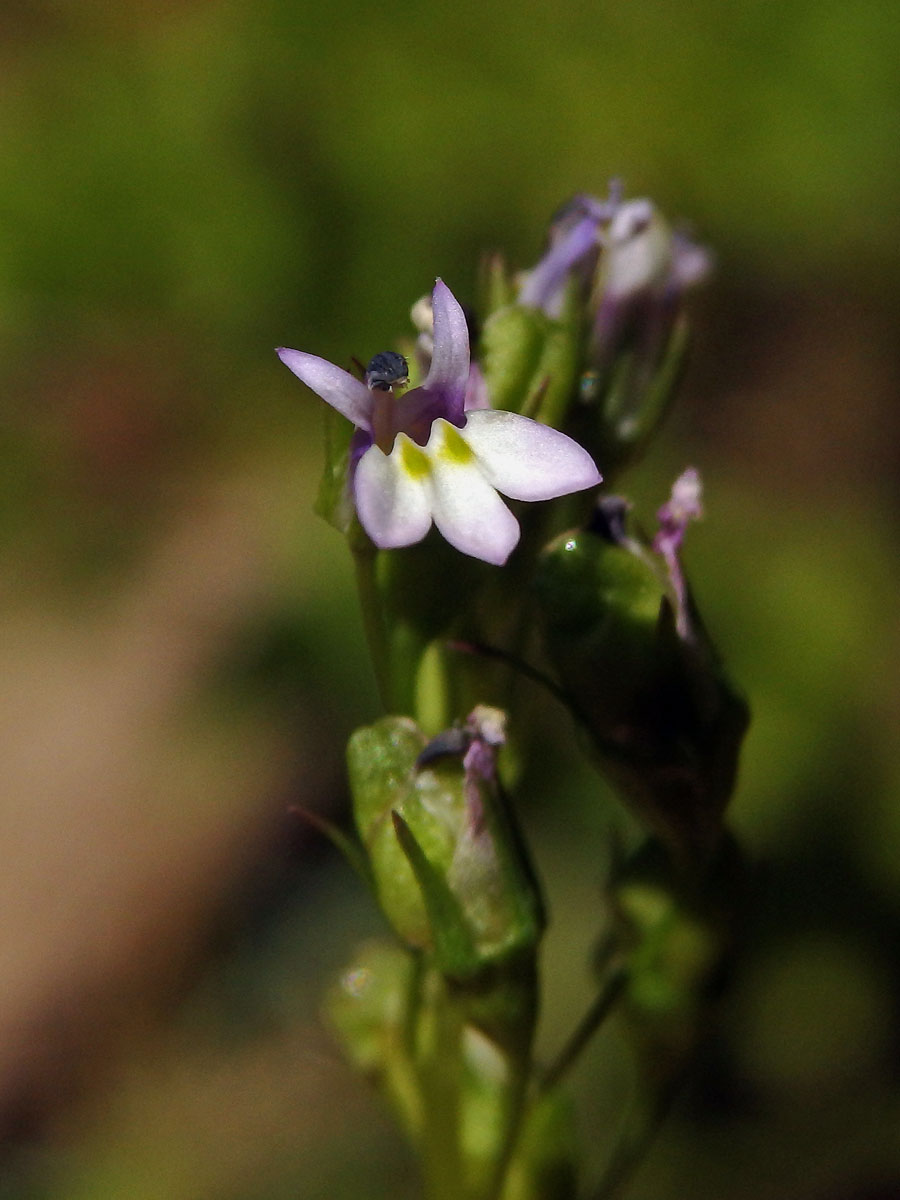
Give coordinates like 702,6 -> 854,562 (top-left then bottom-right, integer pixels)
534,518 -> 748,859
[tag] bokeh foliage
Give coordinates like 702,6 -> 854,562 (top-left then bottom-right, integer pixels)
0,0 -> 898,1197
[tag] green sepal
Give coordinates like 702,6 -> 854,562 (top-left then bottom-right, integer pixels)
480,305 -> 550,414
480,279 -> 584,427
313,404 -> 355,532
528,278 -> 585,429
477,251 -> 517,321
392,810 -> 482,980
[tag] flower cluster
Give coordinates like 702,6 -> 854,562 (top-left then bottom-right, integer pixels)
282,191 -> 748,1200
518,184 -> 712,336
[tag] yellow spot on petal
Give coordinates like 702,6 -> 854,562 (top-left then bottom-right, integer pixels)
436,422 -> 475,465
398,433 -> 431,479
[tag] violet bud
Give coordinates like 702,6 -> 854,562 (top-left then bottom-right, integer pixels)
577,197 -> 712,478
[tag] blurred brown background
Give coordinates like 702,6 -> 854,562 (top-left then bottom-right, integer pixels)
0,1 -> 898,1197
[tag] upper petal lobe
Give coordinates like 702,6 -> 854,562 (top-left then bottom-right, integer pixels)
422,280 -> 470,422
277,349 -> 373,431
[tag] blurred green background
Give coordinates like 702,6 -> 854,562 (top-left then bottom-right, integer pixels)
1,0 -> 898,1197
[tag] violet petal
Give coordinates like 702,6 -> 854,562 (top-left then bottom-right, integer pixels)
277,349 -> 373,431
423,280 -> 470,422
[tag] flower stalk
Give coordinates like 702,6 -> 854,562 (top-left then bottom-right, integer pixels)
283,186 -> 748,1199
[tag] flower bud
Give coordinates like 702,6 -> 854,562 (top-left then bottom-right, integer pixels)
607,836 -> 745,1084
474,189 -> 710,477
533,498 -> 748,860
323,939 -> 422,1138
577,200 -> 712,476
347,708 -> 544,979
478,202 -> 601,428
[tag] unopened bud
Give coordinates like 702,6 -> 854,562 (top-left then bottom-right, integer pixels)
578,197 -> 712,477
324,939 -> 422,1138
479,199 -> 602,426
347,710 -> 544,978
607,836 -> 746,1080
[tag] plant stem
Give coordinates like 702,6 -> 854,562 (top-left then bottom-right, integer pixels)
483,1052 -> 531,1200
586,1072 -> 684,1200
539,967 -> 628,1093
419,973 -> 466,1200
352,539 -> 392,711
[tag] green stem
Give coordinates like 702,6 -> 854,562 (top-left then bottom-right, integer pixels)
484,1053 -> 531,1200
418,973 -> 466,1200
539,967 -> 628,1093
352,539 -> 392,711
587,1072 -> 684,1200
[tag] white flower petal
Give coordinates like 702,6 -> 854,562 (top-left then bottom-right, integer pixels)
460,410 -> 602,501
354,439 -> 433,549
426,420 -> 520,565
277,348 -> 373,431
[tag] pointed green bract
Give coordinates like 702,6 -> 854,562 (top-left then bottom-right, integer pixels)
392,810 -> 481,978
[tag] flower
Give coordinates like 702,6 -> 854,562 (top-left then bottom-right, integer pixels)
590,199 -> 713,369
277,280 -> 601,565
517,193 -> 609,318
512,184 -> 712,359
